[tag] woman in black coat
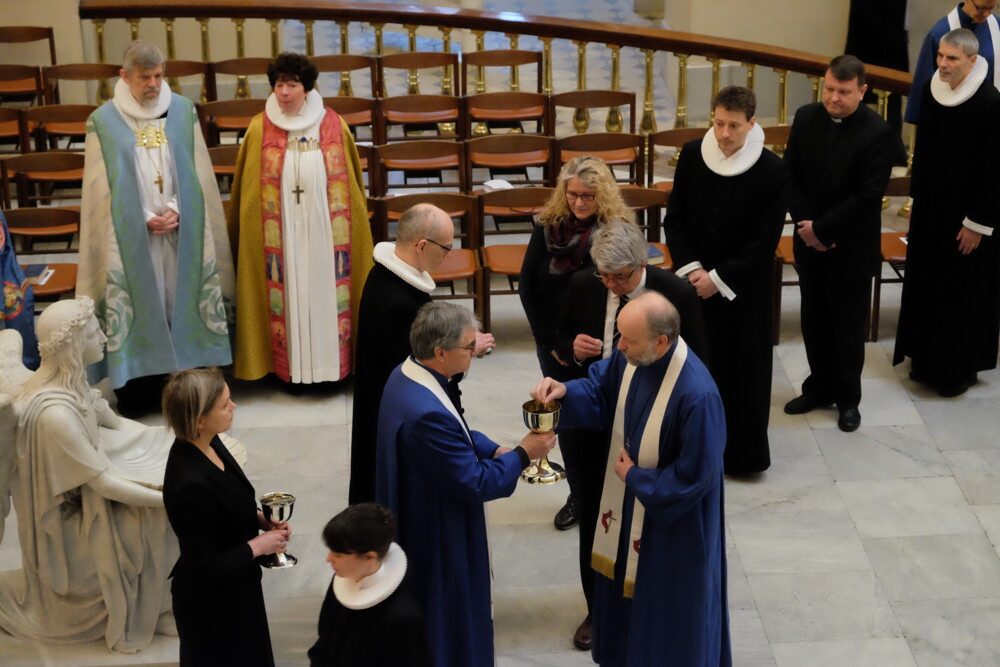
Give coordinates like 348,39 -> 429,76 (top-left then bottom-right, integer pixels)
162,368 -> 290,666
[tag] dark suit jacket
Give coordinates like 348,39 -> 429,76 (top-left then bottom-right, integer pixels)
554,265 -> 709,375
784,102 -> 893,278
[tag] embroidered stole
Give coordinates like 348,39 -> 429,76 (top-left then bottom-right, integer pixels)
948,7 -> 1000,90
592,338 -> 689,598
259,109 -> 353,382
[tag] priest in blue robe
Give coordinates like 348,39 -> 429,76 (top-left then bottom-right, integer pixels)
906,1 -> 1000,124
532,292 -> 730,666
376,302 -> 555,667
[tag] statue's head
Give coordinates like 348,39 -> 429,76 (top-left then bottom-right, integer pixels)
36,296 -> 104,365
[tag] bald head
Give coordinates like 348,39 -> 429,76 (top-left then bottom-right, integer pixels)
397,203 -> 448,244
616,292 -> 680,366
394,203 -> 455,273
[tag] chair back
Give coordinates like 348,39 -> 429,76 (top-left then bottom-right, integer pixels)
549,89 -> 636,134
378,52 -> 458,97
460,49 -> 542,95
42,64 -> 120,104
312,55 -> 379,98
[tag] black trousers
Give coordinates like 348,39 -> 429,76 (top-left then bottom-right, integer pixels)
797,266 -> 871,409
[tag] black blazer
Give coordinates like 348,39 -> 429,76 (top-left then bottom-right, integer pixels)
784,102 -> 893,277
554,265 -> 709,375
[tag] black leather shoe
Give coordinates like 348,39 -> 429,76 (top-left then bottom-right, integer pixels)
554,494 -> 578,531
573,614 -> 592,651
837,407 -> 861,432
784,394 -> 833,415
937,376 -> 976,398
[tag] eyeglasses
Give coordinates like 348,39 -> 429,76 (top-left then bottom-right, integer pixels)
423,238 -> 452,254
594,267 -> 635,284
969,0 -> 995,14
566,191 -> 596,203
455,341 -> 477,353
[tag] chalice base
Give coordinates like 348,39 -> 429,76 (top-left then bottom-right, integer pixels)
262,552 -> 298,569
521,456 -> 566,484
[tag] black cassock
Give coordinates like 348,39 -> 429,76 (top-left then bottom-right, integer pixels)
664,138 -> 787,474
893,78 -> 1000,385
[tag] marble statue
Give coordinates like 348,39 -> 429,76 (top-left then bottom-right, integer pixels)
0,296 -> 244,653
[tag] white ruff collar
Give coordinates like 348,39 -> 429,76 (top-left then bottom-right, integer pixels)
113,78 -> 171,121
373,242 -> 436,294
931,56 -> 988,107
333,542 -> 407,610
265,89 -> 324,132
700,122 -> 764,177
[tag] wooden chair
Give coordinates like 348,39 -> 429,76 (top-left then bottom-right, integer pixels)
549,89 -> 636,137
42,64 -> 120,105
3,206 -> 78,254
356,144 -> 376,200
476,186 -> 553,243
21,104 -> 95,152
208,144 -> 240,193
619,186 -> 670,247
206,58 -> 271,101
312,55 -> 379,98
372,140 -> 467,197
556,132 -> 645,185
0,65 -> 44,107
870,176 -> 911,341
0,27 -> 55,103
377,94 -> 464,142
0,151 -> 85,208
646,127 -> 704,190
21,260 -> 78,307
323,96 -> 380,143
461,50 -> 544,135
196,98 -> 266,147
380,192 -> 483,320
164,60 -> 209,102
463,92 -> 550,138
762,124 -> 791,156
0,108 -> 27,155
377,52 -> 458,98
466,134 -> 553,190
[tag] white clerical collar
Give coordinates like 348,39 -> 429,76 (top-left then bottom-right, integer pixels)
373,241 -> 436,294
113,77 -> 171,121
265,88 -> 324,132
700,122 -> 764,177
332,542 -> 407,610
931,55 -> 988,107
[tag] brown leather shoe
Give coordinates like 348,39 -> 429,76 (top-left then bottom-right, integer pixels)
573,614 -> 592,651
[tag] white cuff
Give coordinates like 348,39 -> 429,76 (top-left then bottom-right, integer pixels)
708,269 -> 737,301
963,218 -> 994,237
674,261 -> 703,277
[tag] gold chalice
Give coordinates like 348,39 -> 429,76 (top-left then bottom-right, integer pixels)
520,400 -> 566,484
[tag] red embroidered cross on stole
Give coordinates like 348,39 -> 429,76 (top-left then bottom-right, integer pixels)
259,108 -> 354,382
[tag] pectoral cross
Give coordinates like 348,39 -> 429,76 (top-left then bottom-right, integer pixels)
292,184 -> 304,204
154,173 -> 164,194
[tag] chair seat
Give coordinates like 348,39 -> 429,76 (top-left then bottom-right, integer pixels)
881,232 -> 907,263
383,155 -> 459,170
483,244 -> 527,276
0,78 -> 37,94
776,235 -> 795,264
340,110 -> 373,126
213,165 -> 236,177
429,249 -> 477,282
215,116 -> 254,130
22,263 -> 76,299
44,121 -> 86,136
13,168 -> 85,182
470,149 -> 549,169
0,119 -> 36,138
9,223 -> 78,237
648,242 -> 673,271
469,105 -> 544,121
561,147 -> 638,165
385,109 -> 459,124
387,206 -> 466,221
482,203 -> 544,218
651,180 -> 674,194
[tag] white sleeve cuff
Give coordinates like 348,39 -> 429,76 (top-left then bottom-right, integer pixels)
674,261 -> 703,277
708,269 -> 737,301
963,218 -> 994,236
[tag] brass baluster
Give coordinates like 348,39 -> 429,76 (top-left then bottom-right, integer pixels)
372,23 -> 386,96
267,19 -> 281,58
198,18 -> 210,102
404,24 -> 419,95
875,89 -> 891,209
162,18 -> 181,92
471,30 -> 489,136
809,74 -> 822,103
606,44 -> 623,133
439,26 -> 455,136
668,53 -> 689,167
772,68 -> 788,156
129,18 -> 140,41
233,19 -> 250,99
572,40 -> 589,134
337,21 -> 354,96
708,57 -> 721,120
640,49 -> 657,149
506,33 -> 521,93
302,20 -> 315,57
899,126 -> 914,218
540,37 -> 554,95
744,62 -> 756,91
92,19 -> 111,103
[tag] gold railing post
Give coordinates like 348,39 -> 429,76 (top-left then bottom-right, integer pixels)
198,18 -> 210,102
572,40 -> 589,134
162,18 -> 181,92
233,19 -> 250,99
540,37 -> 554,95
505,33 -> 521,92
772,68 -> 789,155
471,31 -> 489,136
708,57 -> 722,120
372,23 -> 386,96
267,19 -> 281,58
338,21 -> 354,96
668,53 -> 689,166
809,75 -> 822,103
403,25 -> 420,95
640,48 -> 657,159
743,62 -> 756,91
302,20 -> 315,57
439,27 -> 455,135
93,19 -> 112,103
606,44 -> 623,133
129,18 -> 141,41
899,125 -> 914,217
875,89 -> 891,209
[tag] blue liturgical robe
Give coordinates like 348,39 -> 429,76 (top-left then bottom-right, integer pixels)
376,358 -> 526,667
906,3 -> 999,124
559,345 -> 731,666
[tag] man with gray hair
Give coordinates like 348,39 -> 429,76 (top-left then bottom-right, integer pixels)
350,203 -> 494,503
79,40 -> 233,417
552,220 -> 707,651
533,292 -> 729,666
894,28 -> 1000,396
376,301 -> 553,666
